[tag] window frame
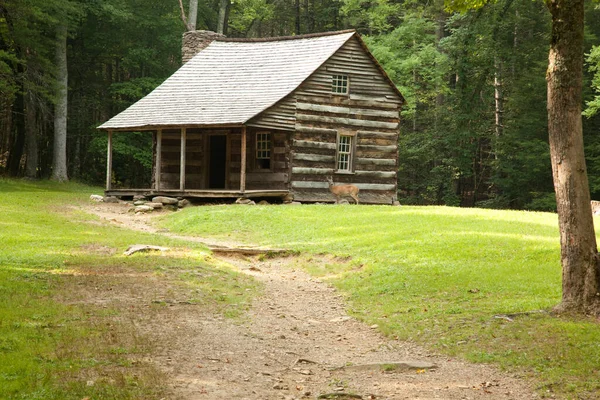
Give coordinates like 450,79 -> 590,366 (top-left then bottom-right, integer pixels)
254,131 -> 272,171
331,74 -> 349,95
335,132 -> 357,174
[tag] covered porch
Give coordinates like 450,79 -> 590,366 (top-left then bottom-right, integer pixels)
104,125 -> 291,200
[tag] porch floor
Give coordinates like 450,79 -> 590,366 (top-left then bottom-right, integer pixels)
105,189 -> 290,199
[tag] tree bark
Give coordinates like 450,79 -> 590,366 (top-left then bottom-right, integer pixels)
52,24 -> 68,182
217,0 -> 230,35
546,0 -> 600,315
6,78 -> 25,176
188,0 -> 198,31
494,57 -> 503,141
24,89 -> 38,178
295,0 -> 301,35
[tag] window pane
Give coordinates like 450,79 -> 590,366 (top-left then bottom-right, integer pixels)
256,132 -> 271,169
337,135 -> 353,172
332,75 -> 348,94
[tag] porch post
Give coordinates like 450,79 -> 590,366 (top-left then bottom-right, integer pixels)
180,128 -> 186,191
106,130 -> 113,191
240,126 -> 247,192
155,129 -> 162,191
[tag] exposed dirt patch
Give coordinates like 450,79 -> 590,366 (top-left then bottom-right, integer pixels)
76,201 -> 539,399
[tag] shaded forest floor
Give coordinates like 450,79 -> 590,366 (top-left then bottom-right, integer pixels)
82,201 -> 539,400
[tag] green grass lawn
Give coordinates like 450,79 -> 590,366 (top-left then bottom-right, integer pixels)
161,203 -> 600,399
0,179 -> 257,399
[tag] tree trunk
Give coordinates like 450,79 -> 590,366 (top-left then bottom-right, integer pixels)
188,0 -> 198,31
546,0 -> 600,315
24,89 -> 38,178
295,0 -> 301,35
494,57 -> 503,141
217,0 -> 230,35
52,24 -> 68,182
6,79 -> 25,176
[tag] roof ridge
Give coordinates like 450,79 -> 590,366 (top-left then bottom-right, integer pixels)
217,29 -> 356,43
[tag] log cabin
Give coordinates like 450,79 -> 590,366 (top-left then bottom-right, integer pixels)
97,29 -> 404,204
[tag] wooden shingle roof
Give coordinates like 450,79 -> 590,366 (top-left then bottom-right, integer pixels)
98,30 -> 358,130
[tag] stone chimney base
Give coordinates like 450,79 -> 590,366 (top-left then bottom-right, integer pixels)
182,31 -> 225,64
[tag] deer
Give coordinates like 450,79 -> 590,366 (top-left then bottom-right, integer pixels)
327,176 -> 360,205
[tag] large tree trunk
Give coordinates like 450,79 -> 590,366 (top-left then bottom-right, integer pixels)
188,0 -> 198,30
295,0 -> 301,35
546,0 -> 600,315
217,0 -> 230,35
6,81 -> 24,176
51,24 -> 68,182
24,89 -> 38,178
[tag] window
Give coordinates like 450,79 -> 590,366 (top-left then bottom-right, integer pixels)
255,132 -> 271,169
336,135 -> 353,172
331,74 -> 349,94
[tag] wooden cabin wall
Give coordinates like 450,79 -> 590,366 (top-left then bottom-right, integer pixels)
290,36 -> 402,204
157,128 -> 204,190
185,128 -> 204,189
159,129 -> 182,190
247,94 -> 296,131
229,128 -> 291,190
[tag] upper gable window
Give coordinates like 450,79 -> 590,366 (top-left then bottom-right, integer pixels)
331,75 -> 349,94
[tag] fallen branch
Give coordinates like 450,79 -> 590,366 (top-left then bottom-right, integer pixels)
493,310 -> 547,322
208,246 -> 291,256
124,244 -> 169,256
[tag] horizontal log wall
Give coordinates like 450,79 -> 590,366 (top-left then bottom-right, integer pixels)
247,94 -> 296,131
229,128 -> 291,190
160,129 -> 182,190
290,36 -> 401,204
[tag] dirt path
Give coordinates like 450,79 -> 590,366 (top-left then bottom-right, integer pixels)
83,202 -> 539,400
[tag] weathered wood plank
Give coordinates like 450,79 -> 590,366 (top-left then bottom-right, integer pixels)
356,130 -> 398,139
156,129 -> 162,190
291,181 -> 395,191
180,128 -> 186,191
295,125 -> 338,134
356,157 -> 396,166
296,102 -> 398,119
106,130 -> 113,190
354,170 -> 396,179
240,127 -> 247,191
357,144 -> 397,152
293,153 -> 335,162
296,94 -> 399,110
230,172 -> 288,183
296,113 -> 398,130
293,140 -> 337,150
292,167 -> 335,175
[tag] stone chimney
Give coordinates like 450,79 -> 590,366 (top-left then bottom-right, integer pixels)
182,30 -> 225,64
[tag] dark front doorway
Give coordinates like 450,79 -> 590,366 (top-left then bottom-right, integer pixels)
208,135 -> 227,189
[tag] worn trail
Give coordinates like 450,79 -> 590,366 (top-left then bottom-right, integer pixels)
86,202 -> 537,399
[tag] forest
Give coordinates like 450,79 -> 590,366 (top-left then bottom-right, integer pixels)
2,0 -> 600,210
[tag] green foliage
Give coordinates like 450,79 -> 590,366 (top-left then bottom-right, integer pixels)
584,45 -> 600,118
341,0 -> 400,34
162,204 -> 600,398
85,132 -> 152,187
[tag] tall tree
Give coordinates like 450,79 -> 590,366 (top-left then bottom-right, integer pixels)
189,0 -> 198,30
546,0 -> 599,314
217,0 -> 231,34
51,23 -> 68,181
446,0 -> 600,314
